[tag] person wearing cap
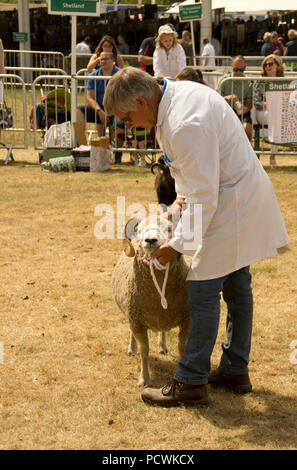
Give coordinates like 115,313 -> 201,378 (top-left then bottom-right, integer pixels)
103,66 -> 289,407
153,24 -> 186,81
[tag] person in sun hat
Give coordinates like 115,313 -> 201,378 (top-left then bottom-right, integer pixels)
153,24 -> 186,81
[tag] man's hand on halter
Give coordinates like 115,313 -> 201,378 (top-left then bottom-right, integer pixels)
142,244 -> 178,267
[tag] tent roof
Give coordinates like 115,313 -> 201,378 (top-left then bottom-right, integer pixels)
166,0 -> 297,13
213,0 -> 297,11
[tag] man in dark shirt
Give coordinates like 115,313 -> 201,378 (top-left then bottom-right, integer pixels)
286,29 -> 297,56
138,36 -> 156,76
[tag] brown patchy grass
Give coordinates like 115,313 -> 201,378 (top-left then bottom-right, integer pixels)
0,148 -> 296,450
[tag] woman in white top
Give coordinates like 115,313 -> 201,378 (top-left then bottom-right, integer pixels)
153,25 -> 186,81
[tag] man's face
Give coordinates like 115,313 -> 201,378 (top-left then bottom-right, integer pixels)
232,59 -> 246,77
115,99 -> 155,130
99,53 -> 114,70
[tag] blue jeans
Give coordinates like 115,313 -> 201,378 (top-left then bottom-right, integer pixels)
174,266 -> 253,385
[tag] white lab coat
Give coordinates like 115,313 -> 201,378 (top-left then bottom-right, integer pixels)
153,44 -> 186,79
156,80 -> 289,280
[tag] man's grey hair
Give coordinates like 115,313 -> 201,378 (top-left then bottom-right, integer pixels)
103,66 -> 159,115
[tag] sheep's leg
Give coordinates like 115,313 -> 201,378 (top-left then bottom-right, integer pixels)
178,319 -> 190,357
158,331 -> 168,355
128,331 -> 137,355
132,326 -> 150,387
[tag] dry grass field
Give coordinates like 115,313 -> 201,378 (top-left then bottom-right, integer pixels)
0,148 -> 296,451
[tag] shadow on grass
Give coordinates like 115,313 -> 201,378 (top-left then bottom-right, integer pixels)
148,357 -> 296,448
195,387 -> 297,449
263,165 -> 297,173
0,160 -> 40,167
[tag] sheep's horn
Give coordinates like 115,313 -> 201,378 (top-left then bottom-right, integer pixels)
151,162 -> 164,175
123,239 -> 135,257
125,217 -> 141,240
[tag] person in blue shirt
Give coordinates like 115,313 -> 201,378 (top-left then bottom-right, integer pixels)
76,51 -> 124,162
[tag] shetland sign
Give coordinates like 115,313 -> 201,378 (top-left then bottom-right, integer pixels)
48,0 -> 100,16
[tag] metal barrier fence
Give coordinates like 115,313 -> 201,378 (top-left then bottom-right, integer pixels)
3,69 -> 295,166
31,74 -> 71,150
217,75 -> 297,156
0,73 -> 27,164
4,50 -> 65,74
31,73 -> 162,164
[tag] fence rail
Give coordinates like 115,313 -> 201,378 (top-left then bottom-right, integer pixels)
0,73 -> 27,164
2,66 -> 297,166
217,75 -> 297,156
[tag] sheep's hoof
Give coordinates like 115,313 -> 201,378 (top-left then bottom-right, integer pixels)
138,377 -> 150,387
159,347 -> 168,355
128,348 -> 137,356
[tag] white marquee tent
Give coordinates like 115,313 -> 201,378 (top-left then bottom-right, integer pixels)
212,0 -> 297,11
166,0 -> 297,14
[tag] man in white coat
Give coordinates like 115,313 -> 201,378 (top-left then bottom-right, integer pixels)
202,37 -> 216,88
103,67 -> 289,407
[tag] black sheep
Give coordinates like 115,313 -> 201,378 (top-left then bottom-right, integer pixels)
151,156 -> 177,206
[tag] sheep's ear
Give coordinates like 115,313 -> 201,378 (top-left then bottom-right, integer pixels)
123,239 -> 135,257
125,217 -> 141,240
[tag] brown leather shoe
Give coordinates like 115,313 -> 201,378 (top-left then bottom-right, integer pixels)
208,369 -> 252,394
141,380 -> 210,407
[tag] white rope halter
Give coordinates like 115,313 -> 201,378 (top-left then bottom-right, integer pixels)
149,258 -> 169,310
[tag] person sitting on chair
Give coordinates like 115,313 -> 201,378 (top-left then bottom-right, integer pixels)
217,55 -> 253,142
76,51 -> 123,162
253,54 -> 285,168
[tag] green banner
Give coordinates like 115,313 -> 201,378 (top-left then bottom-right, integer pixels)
48,0 -> 100,16
179,3 -> 202,22
13,32 -> 28,42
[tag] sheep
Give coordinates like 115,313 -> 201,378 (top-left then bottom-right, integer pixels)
151,156 -> 176,207
112,209 -> 189,386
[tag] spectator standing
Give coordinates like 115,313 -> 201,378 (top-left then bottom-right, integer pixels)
253,54 -> 285,168
116,34 -> 129,55
103,67 -> 289,407
217,55 -> 253,142
261,32 -> 273,57
179,30 -> 193,65
138,34 -> 156,76
285,29 -> 297,56
201,38 -> 215,67
76,36 -> 93,54
271,31 -> 284,56
201,38 -> 216,89
153,24 -> 186,81
87,35 -> 124,72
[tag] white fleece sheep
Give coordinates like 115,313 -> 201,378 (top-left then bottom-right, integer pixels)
112,210 -> 189,386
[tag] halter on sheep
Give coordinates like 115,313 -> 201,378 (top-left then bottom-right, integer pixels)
124,215 -> 171,309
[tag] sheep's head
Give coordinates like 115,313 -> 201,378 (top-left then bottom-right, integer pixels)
123,212 -> 175,258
